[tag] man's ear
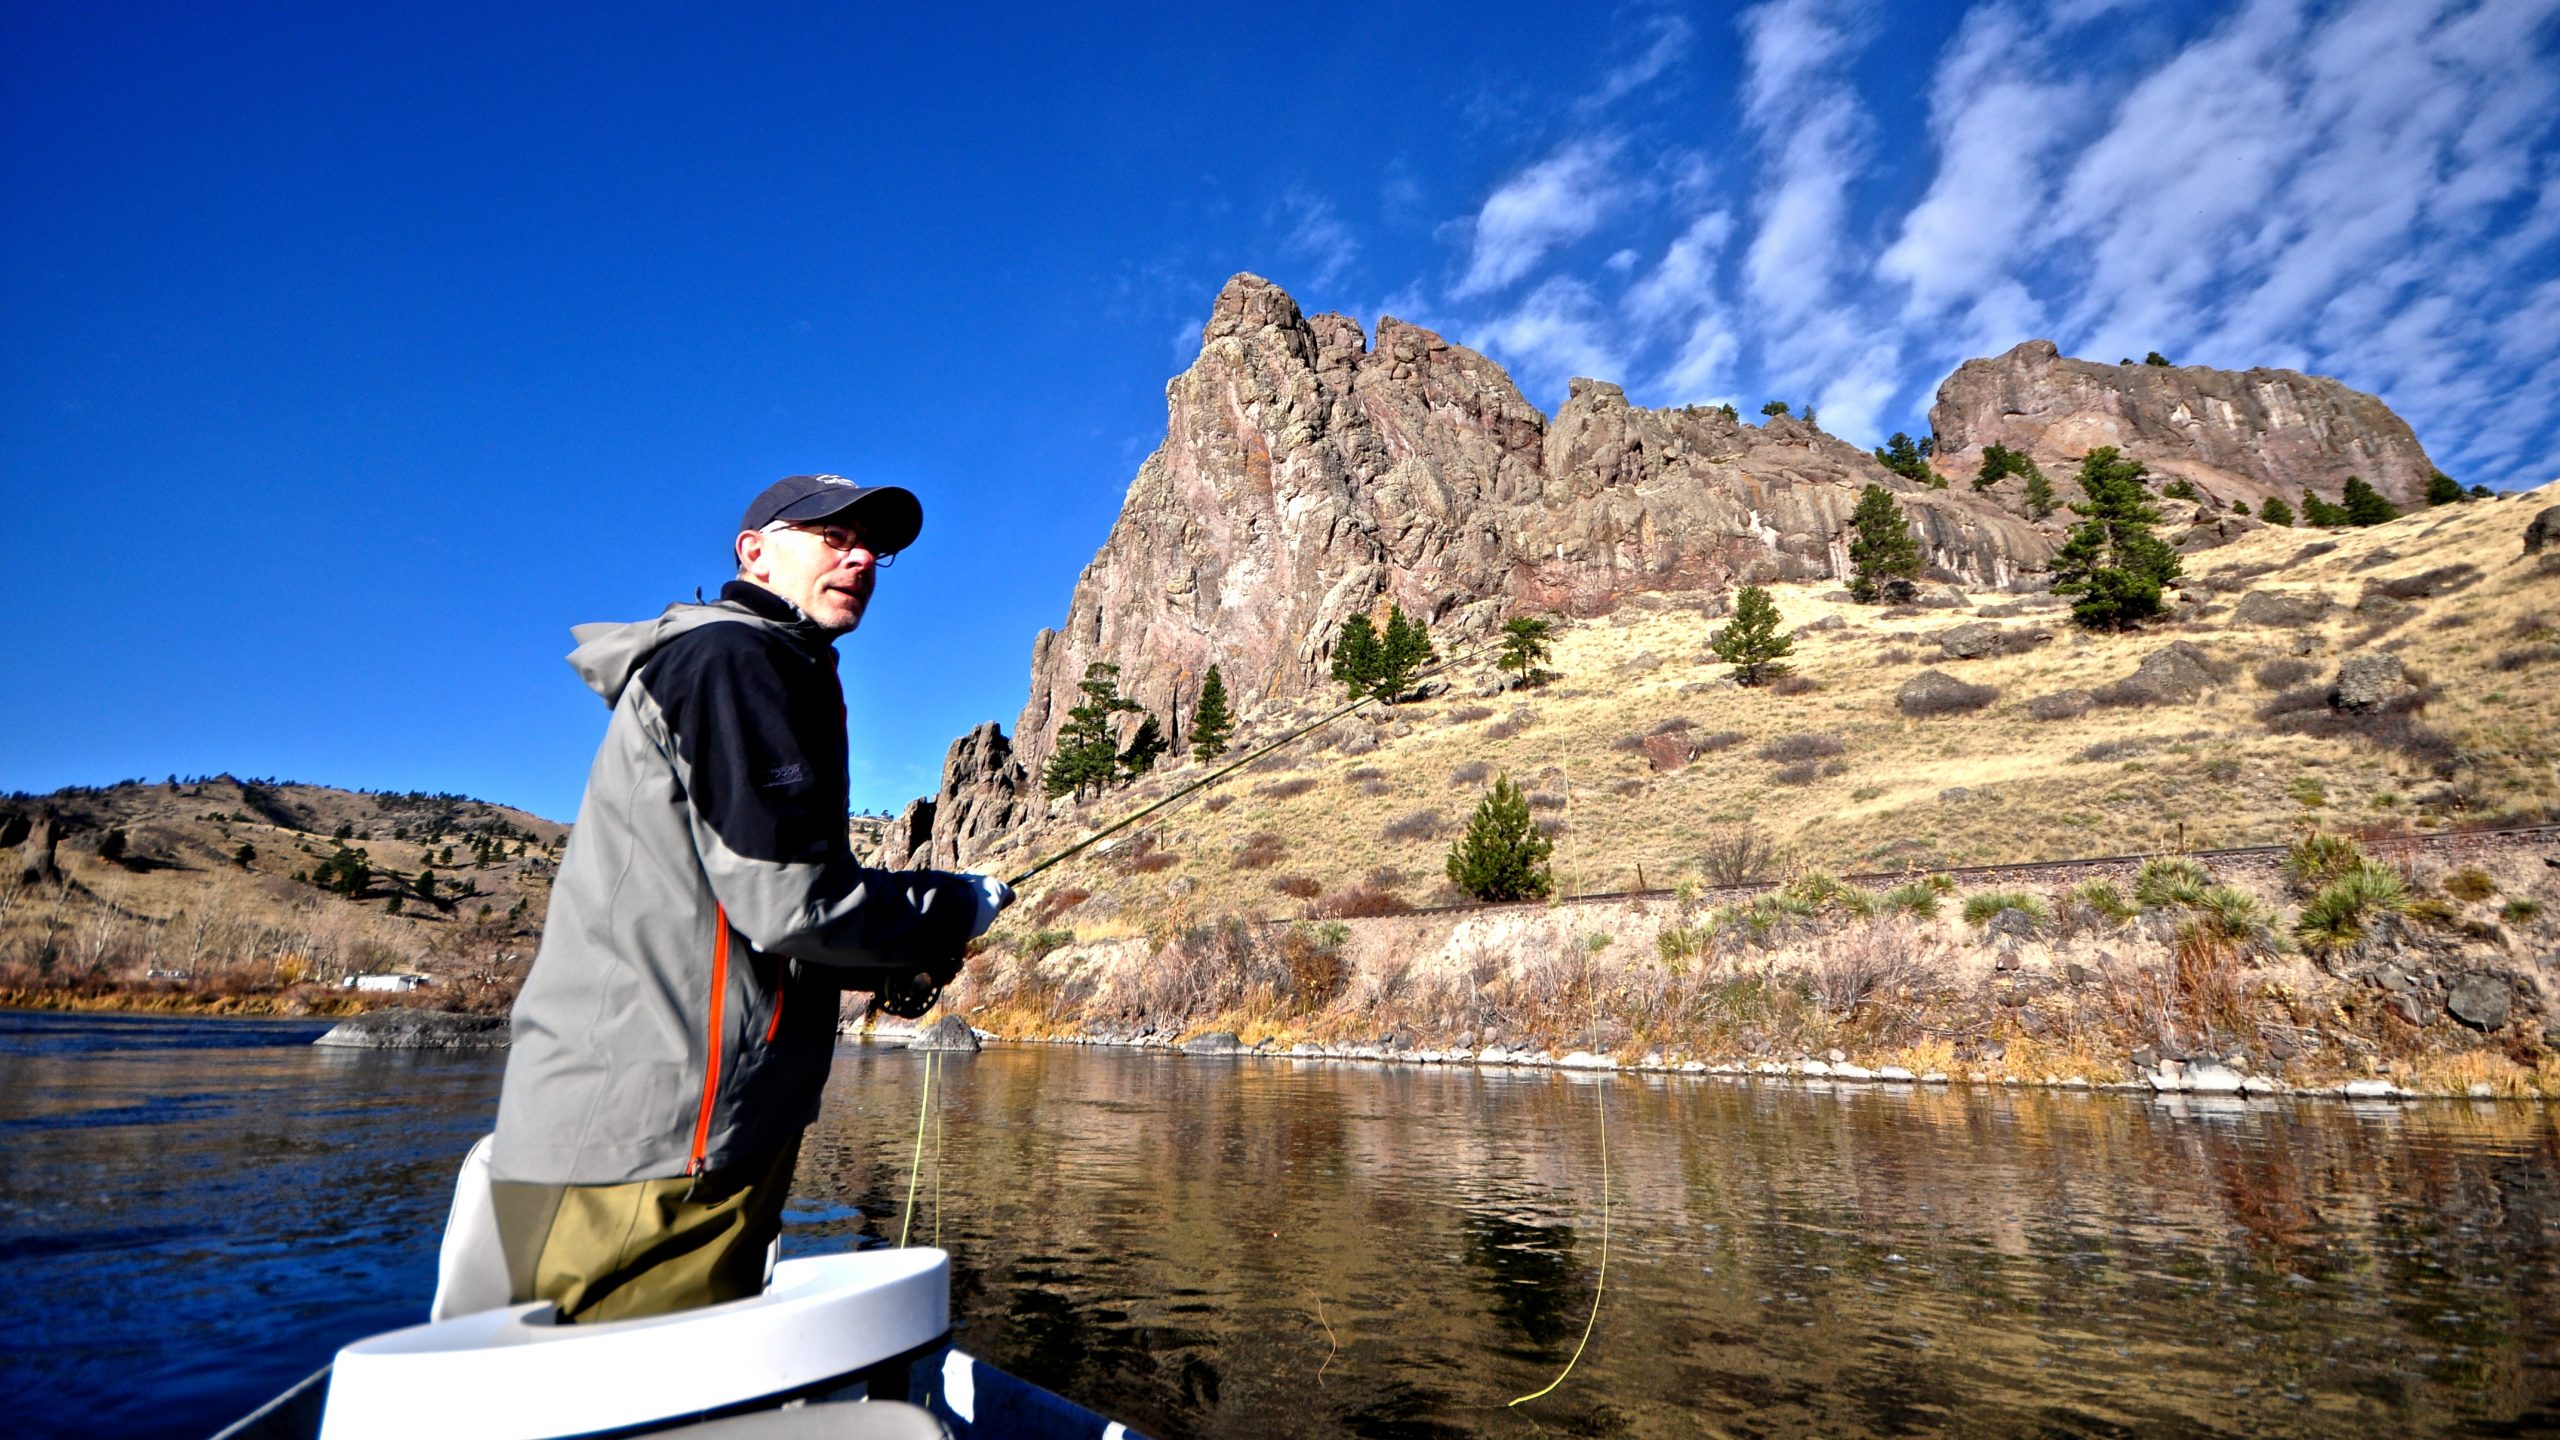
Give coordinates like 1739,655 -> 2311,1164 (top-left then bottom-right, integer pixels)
735,529 -> 768,580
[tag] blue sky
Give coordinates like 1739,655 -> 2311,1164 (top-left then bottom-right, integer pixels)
5,0 -> 2556,822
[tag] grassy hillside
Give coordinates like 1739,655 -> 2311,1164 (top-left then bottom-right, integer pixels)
1,776 -> 565,1011
977,483 -> 2558,936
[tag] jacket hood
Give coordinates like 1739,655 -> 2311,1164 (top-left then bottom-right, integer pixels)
567,585 -> 828,705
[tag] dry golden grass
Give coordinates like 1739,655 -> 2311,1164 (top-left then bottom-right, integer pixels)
986,482 -> 2560,929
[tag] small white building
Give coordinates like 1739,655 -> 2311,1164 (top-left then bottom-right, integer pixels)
344,972 -> 432,993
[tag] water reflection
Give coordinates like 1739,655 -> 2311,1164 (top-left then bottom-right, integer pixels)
803,1050 -> 2560,1439
3,1013 -> 2555,1440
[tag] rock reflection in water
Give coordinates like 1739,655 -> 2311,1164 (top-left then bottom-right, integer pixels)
804,1049 -> 2560,1439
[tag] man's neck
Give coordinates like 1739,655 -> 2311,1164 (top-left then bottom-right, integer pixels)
720,580 -> 846,642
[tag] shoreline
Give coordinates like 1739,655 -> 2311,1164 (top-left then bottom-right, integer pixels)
869,1022 -> 2558,1103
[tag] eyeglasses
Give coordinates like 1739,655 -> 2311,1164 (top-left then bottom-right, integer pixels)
768,522 -> 896,567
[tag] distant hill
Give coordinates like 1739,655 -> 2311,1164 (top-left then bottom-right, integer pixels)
2,776 -> 568,1012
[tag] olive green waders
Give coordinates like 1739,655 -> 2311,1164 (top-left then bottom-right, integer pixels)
489,1139 -> 802,1324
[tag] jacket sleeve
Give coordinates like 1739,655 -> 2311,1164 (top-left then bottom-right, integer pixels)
642,625 -> 978,977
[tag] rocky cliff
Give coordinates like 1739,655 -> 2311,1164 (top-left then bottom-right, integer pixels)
1011,277 -> 2046,775
1929,340 -> 2439,510
883,275 -> 2062,868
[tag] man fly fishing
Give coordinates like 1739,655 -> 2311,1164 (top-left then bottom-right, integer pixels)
477,473 -> 1014,1323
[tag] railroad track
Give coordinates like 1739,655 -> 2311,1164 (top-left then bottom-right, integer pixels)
1385,821 -> 2560,919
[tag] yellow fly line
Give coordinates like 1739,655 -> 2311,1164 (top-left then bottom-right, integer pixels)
898,1050 -> 936,1248
1512,835 -> 1611,1410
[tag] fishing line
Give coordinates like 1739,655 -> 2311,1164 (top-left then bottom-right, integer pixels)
1511,832 -> 1612,1410
1005,636 -> 1506,889
898,1049 -> 935,1248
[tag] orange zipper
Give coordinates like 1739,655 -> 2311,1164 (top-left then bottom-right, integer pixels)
688,904 -> 730,1177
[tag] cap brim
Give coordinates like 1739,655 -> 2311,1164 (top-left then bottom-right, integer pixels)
775,485 -> 923,553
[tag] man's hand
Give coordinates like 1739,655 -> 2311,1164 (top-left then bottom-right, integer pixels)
963,873 -> 1016,939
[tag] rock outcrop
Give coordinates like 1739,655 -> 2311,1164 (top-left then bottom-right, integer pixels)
1930,340 -> 2440,512
313,1008 -> 508,1049
1007,276 -> 2050,790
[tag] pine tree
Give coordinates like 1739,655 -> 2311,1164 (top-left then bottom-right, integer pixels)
1495,616 -> 1554,685
1760,400 -> 1791,417
1329,614 -> 1382,699
1710,584 -> 1794,685
2049,447 -> 2182,630
1374,604 -> 1437,702
416,867 -> 436,901
2424,471 -> 2465,506
1187,665 -> 1234,763
2301,487 -> 2352,527
2340,475 -> 2399,526
1444,775 -> 1554,902
1873,432 -> 1939,486
1117,715 -> 1169,780
97,827 -> 127,864
1043,661 -> 1140,800
2260,495 -> 2296,527
2144,351 -> 2172,366
1846,484 -> 1923,603
233,842 -> 255,868
2020,466 -> 2058,519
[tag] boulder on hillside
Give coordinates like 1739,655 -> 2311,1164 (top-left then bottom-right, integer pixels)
1898,669 -> 2000,716
2446,973 -> 2513,1031
2525,506 -> 2560,554
2231,589 -> 2333,628
2333,651 -> 2410,712
2097,641 -> 2222,705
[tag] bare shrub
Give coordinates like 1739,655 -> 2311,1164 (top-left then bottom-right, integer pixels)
1202,793 -> 1234,812
1029,886 -> 1090,925
2090,678 -> 2166,708
1343,766 -> 1385,784
1774,761 -> 1820,785
1810,923 -> 1918,1020
1699,824 -> 1782,886
1694,730 -> 1746,753
1771,674 -> 1820,696
1255,776 -> 1318,800
1445,705 -> 1493,724
1648,716 -> 1695,735
1380,810 -> 1443,841
1526,791 -> 1567,812
1130,850 -> 1179,874
1249,752 -> 1296,773
2494,644 -> 2560,672
1609,733 -> 1648,752
1271,874 -> 1322,899
2078,737 -> 2153,763
1308,884 -> 1414,919
1898,674 -> 2000,716
2253,657 -> 2318,689
2026,690 -> 2093,721
1448,761 -> 1492,787
2370,563 -> 2481,600
1233,832 -> 1286,869
1878,646 -> 1915,664
1757,732 -> 1846,762
1535,817 -> 1568,838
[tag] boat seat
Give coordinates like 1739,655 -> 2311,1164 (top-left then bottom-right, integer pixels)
325,1251 -> 951,1440
672,1401 -> 947,1438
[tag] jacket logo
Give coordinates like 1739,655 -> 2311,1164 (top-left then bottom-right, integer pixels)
758,762 -> 810,789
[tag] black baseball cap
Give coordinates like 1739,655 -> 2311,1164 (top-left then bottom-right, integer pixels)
739,474 -> 923,554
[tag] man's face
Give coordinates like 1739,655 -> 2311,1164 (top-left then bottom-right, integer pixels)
736,518 -> 882,635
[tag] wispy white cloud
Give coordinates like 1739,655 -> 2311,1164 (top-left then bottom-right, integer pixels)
1420,0 -> 2560,486
1585,13 -> 1696,111
1467,277 -> 1628,402
1452,137 -> 1627,298
1276,191 -> 1358,292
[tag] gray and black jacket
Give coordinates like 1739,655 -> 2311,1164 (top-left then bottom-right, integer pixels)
491,582 -> 977,1186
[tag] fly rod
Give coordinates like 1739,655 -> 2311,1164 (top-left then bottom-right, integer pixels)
1005,635 -> 1506,889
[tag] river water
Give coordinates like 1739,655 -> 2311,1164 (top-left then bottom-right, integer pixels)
3,1011 -> 2555,1439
